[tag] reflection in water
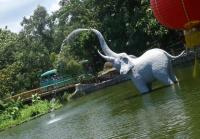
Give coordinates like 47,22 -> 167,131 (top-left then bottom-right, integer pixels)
0,66 -> 200,139
134,86 -> 189,138
47,116 -> 61,125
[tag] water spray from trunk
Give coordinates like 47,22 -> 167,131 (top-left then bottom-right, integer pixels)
59,28 -> 119,58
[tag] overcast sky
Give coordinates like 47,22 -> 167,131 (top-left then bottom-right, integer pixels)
0,0 -> 60,33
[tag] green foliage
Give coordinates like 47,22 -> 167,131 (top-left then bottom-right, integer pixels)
0,6 -> 53,97
49,98 -> 61,110
55,50 -> 83,76
0,63 -> 22,98
0,98 -> 23,120
77,73 -> 94,83
0,99 -> 62,130
31,93 -> 41,104
0,29 -> 17,70
0,100 -> 5,113
5,106 -> 20,120
61,92 -> 70,102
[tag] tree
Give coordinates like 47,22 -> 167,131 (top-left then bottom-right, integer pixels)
21,5 -> 54,52
0,29 -> 17,69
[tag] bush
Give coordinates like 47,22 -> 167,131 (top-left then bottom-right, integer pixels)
31,93 -> 41,104
1,97 -> 23,120
55,53 -> 83,77
0,97 -> 62,130
5,106 -> 20,120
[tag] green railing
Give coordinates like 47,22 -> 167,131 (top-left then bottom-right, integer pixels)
40,77 -> 76,91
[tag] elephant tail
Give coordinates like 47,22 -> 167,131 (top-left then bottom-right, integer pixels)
164,50 -> 185,59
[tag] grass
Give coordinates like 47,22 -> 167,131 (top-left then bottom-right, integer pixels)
0,100 -> 62,131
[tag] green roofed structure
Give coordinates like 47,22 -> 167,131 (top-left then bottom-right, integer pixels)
40,69 -> 74,88
41,69 -> 57,77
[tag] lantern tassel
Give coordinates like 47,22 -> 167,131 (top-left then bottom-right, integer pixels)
193,51 -> 200,78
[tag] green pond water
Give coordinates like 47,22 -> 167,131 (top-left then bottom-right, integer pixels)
1,66 -> 200,139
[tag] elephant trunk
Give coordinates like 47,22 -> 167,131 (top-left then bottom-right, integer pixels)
62,28 -> 119,58
90,29 -> 118,58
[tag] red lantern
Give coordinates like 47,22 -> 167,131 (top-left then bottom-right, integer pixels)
150,0 -> 200,30
150,0 -> 200,77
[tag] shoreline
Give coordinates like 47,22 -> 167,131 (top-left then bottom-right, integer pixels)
0,101 -> 62,132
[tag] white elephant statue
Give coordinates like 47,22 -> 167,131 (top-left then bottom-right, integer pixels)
65,28 -> 185,94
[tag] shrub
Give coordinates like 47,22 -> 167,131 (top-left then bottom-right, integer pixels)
5,106 -> 20,120
31,93 -> 41,104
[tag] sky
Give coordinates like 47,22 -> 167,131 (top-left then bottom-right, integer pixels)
0,0 -> 60,33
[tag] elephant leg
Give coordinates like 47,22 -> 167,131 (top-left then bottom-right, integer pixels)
131,79 -> 150,93
147,83 -> 152,91
168,63 -> 178,83
154,72 -> 174,86
169,72 -> 178,83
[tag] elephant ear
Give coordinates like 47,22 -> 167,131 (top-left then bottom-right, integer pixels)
120,57 -> 134,75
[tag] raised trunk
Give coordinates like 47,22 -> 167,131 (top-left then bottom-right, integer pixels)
90,29 -> 118,57
62,28 -> 119,58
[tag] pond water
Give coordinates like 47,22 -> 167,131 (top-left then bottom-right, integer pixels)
1,66 -> 200,139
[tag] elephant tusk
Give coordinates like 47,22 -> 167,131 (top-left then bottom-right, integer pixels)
97,50 -> 115,61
